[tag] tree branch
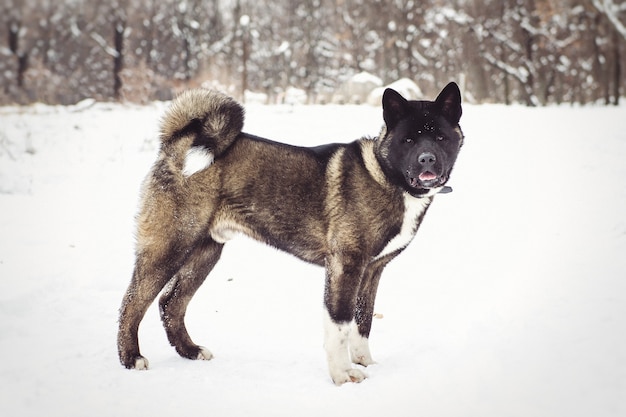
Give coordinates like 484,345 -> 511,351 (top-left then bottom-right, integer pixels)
593,0 -> 626,40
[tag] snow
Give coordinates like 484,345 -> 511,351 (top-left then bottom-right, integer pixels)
367,78 -> 423,105
351,71 -> 383,86
1,100 -> 625,416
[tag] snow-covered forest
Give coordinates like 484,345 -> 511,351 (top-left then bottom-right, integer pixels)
1,0 -> 625,106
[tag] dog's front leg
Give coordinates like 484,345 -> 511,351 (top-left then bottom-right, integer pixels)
323,310 -> 366,385
350,261 -> 386,366
323,254 -> 367,385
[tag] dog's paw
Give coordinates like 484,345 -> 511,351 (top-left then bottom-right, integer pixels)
133,356 -> 149,370
196,346 -> 213,361
349,329 -> 376,366
330,368 -> 368,385
351,354 -> 377,367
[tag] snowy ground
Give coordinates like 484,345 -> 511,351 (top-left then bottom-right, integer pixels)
0,98 -> 625,417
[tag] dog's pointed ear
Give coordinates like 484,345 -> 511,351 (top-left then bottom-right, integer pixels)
435,82 -> 462,125
382,88 -> 409,129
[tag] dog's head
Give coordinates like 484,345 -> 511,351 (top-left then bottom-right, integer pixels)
377,82 -> 463,197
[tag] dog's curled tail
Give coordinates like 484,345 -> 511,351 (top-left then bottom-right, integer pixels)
159,89 -> 244,177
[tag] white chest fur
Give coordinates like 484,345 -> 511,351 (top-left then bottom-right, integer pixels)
374,193 -> 431,260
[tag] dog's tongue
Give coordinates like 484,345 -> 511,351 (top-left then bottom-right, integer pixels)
419,171 -> 437,181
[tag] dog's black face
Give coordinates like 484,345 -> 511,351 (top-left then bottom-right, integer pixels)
380,82 -> 463,196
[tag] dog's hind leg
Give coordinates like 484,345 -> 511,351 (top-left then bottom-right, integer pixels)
159,238 -> 223,361
118,249 -> 183,370
350,261 -> 386,367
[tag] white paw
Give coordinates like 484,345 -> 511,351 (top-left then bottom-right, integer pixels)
349,322 -> 376,366
330,368 -> 368,385
351,354 -> 377,367
197,346 -> 213,361
134,357 -> 149,370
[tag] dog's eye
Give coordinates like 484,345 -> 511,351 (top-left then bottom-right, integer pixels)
404,137 -> 414,144
436,135 -> 444,141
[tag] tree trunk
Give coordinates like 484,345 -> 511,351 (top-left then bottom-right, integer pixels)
113,21 -> 124,100
613,29 -> 621,106
8,19 -> 28,88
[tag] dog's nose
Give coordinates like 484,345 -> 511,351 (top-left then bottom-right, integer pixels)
418,152 -> 436,167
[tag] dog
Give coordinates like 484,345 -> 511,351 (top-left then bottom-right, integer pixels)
117,82 -> 463,385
